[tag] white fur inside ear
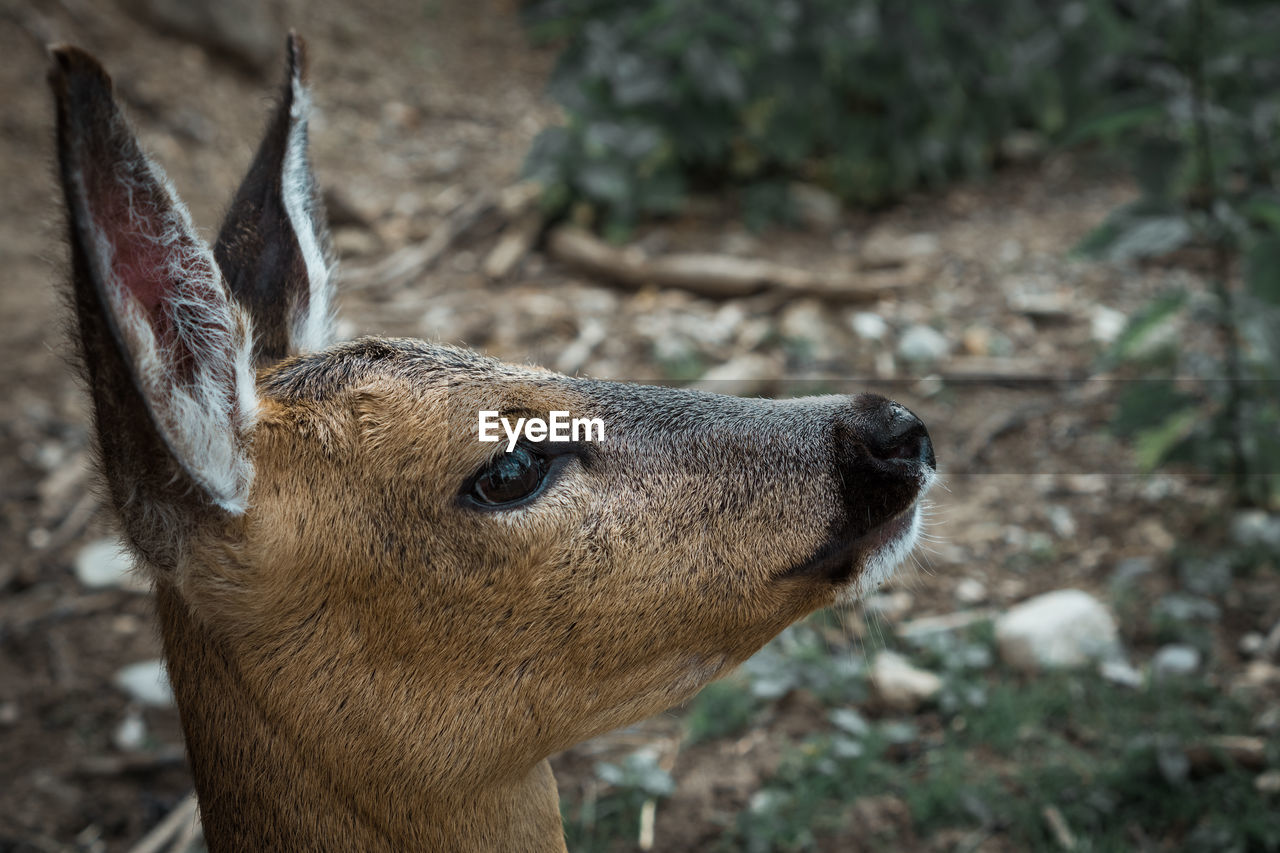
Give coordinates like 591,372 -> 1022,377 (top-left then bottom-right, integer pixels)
282,77 -> 334,354
75,154 -> 258,514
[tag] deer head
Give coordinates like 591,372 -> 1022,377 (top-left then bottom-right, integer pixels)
50,35 -> 935,851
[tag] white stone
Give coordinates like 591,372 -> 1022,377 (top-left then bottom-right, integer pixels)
955,578 -> 988,606
1232,510 -> 1280,551
897,325 -> 949,363
1099,659 -> 1144,688
871,651 -> 943,712
1240,632 -> 1265,657
1091,305 -> 1128,344
114,660 -> 175,708
1151,644 -> 1201,678
849,311 -> 889,341
114,709 -> 147,751
995,589 -> 1121,671
74,538 -> 148,593
865,590 -> 913,621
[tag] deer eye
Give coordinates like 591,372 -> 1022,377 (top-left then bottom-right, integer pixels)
467,446 -> 549,507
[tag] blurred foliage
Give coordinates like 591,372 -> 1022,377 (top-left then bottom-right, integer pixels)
726,628 -> 1278,852
522,0 -> 1280,505
1072,0 -> 1280,508
521,0 -> 1106,236
562,748 -> 675,850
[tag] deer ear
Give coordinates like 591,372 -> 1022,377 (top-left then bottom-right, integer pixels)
49,46 -> 257,543
215,32 -> 334,366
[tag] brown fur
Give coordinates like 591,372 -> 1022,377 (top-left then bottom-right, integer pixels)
50,37 -> 935,851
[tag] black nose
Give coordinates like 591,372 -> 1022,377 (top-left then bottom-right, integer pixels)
866,401 -> 935,469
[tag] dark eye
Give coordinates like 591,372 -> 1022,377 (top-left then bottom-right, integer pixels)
468,446 -> 549,507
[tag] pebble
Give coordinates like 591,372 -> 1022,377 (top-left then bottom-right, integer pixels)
849,311 -> 889,342
897,324 -> 949,363
1151,644 -> 1201,679
1099,659 -> 1144,688
954,578 -> 988,606
1232,510 -> 1280,550
74,538 -> 148,593
995,589 -> 1122,671
114,709 -> 147,751
871,651 -> 942,712
113,660 -> 175,708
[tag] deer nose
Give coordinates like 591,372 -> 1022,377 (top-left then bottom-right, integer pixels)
867,401 -> 935,469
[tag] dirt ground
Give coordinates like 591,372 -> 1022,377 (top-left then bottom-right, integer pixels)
0,1 -> 1275,851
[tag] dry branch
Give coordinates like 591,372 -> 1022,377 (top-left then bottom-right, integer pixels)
345,191 -> 496,291
483,211 -> 542,280
547,226 -> 908,303
127,793 -> 198,853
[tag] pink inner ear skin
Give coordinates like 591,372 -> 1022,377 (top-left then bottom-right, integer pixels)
84,168 -> 212,384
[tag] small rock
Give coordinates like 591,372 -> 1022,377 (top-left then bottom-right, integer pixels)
954,578 -> 988,606
865,590 -> 913,621
960,326 -> 991,356
113,660 -> 175,708
1090,305 -> 1128,344
789,182 -> 842,230
1151,645 -> 1201,679
1045,505 -> 1077,538
1099,659 -> 1144,688
114,710 -> 147,751
1007,290 -> 1075,320
1239,632 -> 1265,657
995,589 -> 1122,672
75,538 -> 148,593
0,701 -> 18,727
1232,510 -> 1280,551
871,651 -> 943,712
897,325 -> 949,363
829,707 -> 871,738
1237,660 -> 1280,690
849,312 -> 889,342
1256,770 -> 1280,796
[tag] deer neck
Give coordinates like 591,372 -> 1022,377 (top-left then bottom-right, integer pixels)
154,584 -> 567,852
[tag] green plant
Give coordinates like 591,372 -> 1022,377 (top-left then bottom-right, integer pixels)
522,0 -> 1106,236
728,669 -> 1278,851
562,749 -> 676,852
1074,0 -> 1280,508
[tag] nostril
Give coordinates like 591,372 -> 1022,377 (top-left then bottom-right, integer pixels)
871,403 -> 936,470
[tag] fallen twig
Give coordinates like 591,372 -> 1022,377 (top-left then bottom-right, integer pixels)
1042,805 -> 1076,851
345,191 -> 496,291
483,211 -> 542,280
547,226 -> 907,303
127,793 -> 198,853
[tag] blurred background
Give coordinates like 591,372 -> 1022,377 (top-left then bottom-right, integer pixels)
1,0 -> 1278,850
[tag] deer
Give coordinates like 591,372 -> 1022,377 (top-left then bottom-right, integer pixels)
48,34 -> 936,852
